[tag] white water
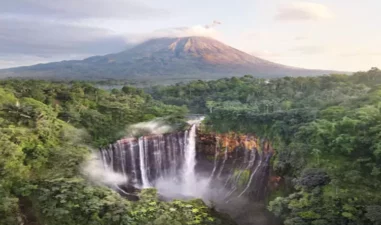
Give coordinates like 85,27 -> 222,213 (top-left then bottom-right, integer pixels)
94,117 -> 275,225
127,120 -> 173,137
183,124 -> 197,195
83,152 -> 126,186
209,145 -> 219,180
129,142 -> 137,183
139,137 -> 150,188
98,117 -> 270,204
155,117 -> 209,199
233,149 -> 257,185
217,146 -> 228,179
238,156 -> 262,197
119,142 -> 127,182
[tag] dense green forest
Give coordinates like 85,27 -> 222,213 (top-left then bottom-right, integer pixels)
151,68 -> 381,225
0,80 -> 232,225
2,68 -> 381,225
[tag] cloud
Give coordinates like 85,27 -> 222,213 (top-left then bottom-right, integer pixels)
0,55 -> 58,69
204,20 -> 222,29
251,50 -> 282,58
0,0 -> 167,19
0,0 -> 164,68
0,18 -> 128,57
0,17 -> 131,68
294,36 -> 308,41
0,16 -> 223,68
339,51 -> 381,57
126,21 -> 223,43
167,25 -> 221,38
290,45 -> 326,54
275,2 -> 334,21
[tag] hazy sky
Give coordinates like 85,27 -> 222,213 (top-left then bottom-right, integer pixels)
0,0 -> 380,71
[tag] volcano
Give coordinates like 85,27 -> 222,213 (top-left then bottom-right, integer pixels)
0,36 -> 335,81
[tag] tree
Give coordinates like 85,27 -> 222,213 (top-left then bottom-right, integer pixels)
206,101 -> 217,113
297,168 -> 330,190
366,205 -> 381,224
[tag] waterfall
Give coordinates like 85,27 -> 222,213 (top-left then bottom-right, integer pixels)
139,137 -> 150,188
99,120 -> 273,202
119,142 -> 127,183
209,145 -> 219,180
217,146 -> 228,179
238,157 -> 262,197
129,141 -> 137,184
100,128 -> 190,189
183,124 -> 197,195
231,149 -> 256,186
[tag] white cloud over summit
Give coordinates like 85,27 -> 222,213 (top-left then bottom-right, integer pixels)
156,23 -> 221,38
125,21 -> 223,43
0,0 -> 379,71
0,0 -> 223,68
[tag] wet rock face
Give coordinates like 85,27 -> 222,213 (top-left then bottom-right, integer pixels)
100,130 -> 188,188
100,129 -> 275,202
196,131 -> 275,201
100,129 -> 280,225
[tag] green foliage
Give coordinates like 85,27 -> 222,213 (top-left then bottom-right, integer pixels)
3,69 -> 381,225
151,69 -> 381,225
233,169 -> 251,188
1,80 -> 188,146
0,186 -> 20,225
31,180 -> 230,225
296,168 -> 330,190
0,80 -> 201,225
32,178 -> 134,225
131,189 -> 231,225
365,205 -> 381,224
151,71 -> 376,115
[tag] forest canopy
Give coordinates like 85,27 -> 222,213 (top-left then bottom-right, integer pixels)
0,80 -> 234,225
151,68 -> 381,225
1,68 -> 381,225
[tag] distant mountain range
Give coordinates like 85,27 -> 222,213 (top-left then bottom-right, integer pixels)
0,36 -> 339,82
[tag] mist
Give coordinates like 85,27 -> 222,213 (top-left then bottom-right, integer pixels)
83,117 -> 273,224
82,152 -> 127,185
124,119 -> 173,137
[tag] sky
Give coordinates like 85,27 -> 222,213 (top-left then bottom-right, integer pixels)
0,0 -> 380,71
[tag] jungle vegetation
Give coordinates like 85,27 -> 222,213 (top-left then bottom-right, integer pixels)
0,80 -> 233,225
151,68 -> 381,225
2,68 -> 381,225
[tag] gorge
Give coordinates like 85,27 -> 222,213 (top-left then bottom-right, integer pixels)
2,73 -> 381,225
99,120 -> 278,225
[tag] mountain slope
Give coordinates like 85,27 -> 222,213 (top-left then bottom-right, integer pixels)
0,36 -> 336,81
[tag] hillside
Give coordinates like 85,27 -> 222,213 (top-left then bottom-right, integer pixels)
0,36 -> 336,82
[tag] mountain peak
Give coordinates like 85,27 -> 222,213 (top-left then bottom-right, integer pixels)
168,36 -> 214,52
125,35 -> 264,65
0,36 -> 335,81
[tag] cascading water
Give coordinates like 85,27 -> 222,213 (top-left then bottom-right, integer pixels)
99,119 -> 274,204
183,124 -> 197,195
96,119 -> 277,225
139,137 -> 150,188
217,146 -> 228,179
209,145 -> 219,180
129,142 -> 137,183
